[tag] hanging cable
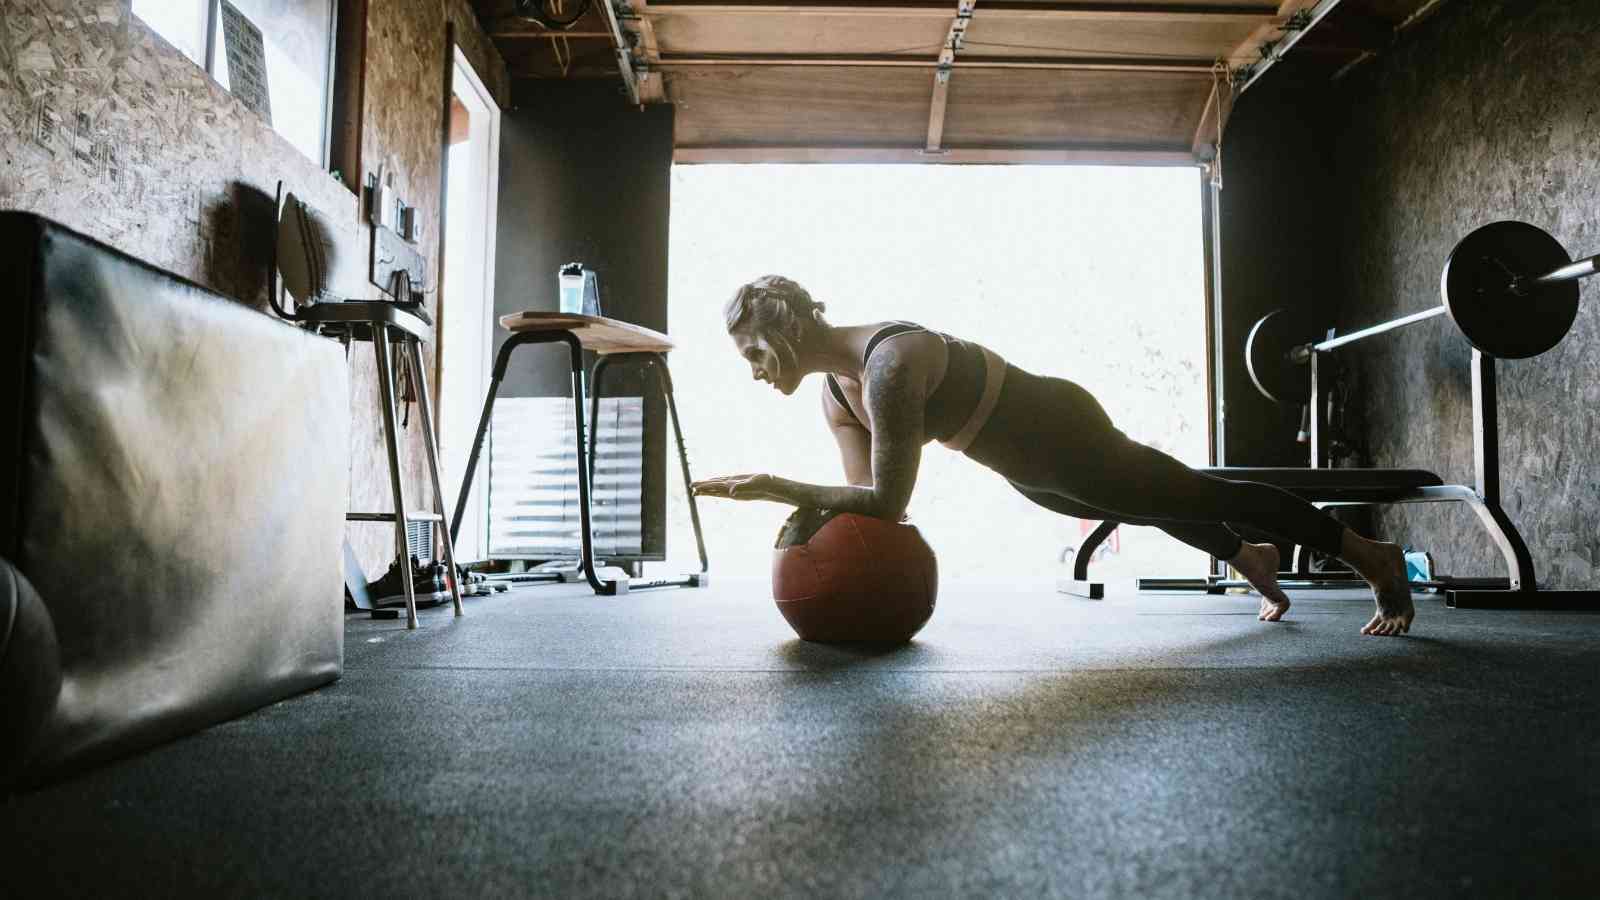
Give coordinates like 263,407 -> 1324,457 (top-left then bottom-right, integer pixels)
1207,61 -> 1235,191
514,0 -> 594,31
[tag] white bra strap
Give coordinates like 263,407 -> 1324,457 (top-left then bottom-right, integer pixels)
939,345 -> 1006,453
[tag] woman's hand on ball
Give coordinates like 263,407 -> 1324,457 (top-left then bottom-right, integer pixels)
692,473 -> 784,502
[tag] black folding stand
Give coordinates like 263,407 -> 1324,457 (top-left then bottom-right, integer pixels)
449,329 -> 710,596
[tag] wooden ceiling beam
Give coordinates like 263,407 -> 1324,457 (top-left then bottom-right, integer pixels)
925,0 -> 975,152
595,0 -> 645,104
630,0 -> 669,102
1227,0 -> 1345,92
674,146 -> 1200,165
653,53 -> 1215,72
645,0 -> 1273,16
492,31 -> 615,39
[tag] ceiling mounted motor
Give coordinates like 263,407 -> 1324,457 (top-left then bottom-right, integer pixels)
515,0 -> 595,30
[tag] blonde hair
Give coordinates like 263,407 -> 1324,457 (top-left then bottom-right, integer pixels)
723,276 -> 828,344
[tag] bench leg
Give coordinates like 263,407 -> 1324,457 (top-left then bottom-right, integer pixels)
1057,520 -> 1115,599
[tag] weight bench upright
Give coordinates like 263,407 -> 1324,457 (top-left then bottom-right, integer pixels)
450,312 -> 709,596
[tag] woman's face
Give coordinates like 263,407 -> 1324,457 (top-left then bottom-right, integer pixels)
731,325 -> 802,396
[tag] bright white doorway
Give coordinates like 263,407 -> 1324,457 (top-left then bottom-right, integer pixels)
439,48 -> 501,563
665,164 -> 1209,587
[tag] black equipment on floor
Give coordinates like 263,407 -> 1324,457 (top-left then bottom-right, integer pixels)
271,188 -> 464,630
1084,219 -> 1600,611
0,213 -> 348,789
451,316 -> 709,596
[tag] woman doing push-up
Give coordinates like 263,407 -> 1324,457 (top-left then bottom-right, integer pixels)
690,276 -> 1415,636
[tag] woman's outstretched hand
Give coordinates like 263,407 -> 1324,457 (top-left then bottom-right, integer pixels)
691,473 -> 788,503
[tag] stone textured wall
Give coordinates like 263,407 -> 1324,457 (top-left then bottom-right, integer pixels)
1329,0 -> 1600,586
0,0 -> 509,577
346,0 -> 509,573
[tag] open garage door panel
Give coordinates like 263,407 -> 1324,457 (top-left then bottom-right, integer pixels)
480,0 -> 1452,163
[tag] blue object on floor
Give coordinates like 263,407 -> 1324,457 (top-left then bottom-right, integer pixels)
1405,549 -> 1434,582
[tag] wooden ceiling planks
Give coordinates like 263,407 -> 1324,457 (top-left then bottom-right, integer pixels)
668,65 -> 934,147
481,0 -> 1442,162
941,67 -> 1213,148
654,0 -> 1289,161
648,11 -> 952,57
647,7 -> 1269,60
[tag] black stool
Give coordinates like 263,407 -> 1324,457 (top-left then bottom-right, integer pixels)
299,303 -> 464,628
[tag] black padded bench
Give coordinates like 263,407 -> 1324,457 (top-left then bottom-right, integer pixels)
1197,467 -> 1444,501
1061,463 -> 1568,609
0,213 -> 348,789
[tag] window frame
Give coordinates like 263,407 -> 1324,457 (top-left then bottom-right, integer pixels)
134,0 -> 338,170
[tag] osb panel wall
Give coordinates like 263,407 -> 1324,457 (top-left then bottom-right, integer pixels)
1330,0 -> 1600,587
0,0 -> 355,306
0,0 -> 510,578
346,0 -> 508,574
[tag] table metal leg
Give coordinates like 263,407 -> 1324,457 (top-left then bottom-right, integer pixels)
451,331 -> 576,545
648,354 -> 709,576
373,330 -> 419,629
563,337 -> 611,595
450,334 -> 707,596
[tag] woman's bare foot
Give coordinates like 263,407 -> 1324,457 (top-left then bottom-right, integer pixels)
1339,531 -> 1415,636
1227,541 -> 1292,621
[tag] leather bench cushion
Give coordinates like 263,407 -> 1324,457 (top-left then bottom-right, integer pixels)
1,213 -> 349,783
1199,467 -> 1444,491
1198,466 -> 1446,504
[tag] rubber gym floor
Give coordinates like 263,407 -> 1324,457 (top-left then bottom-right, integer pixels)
4,578 -> 1597,899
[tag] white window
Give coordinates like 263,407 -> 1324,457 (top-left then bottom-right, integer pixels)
131,0 -> 336,167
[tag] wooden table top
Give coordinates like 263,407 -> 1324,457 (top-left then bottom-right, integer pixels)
498,312 -> 675,355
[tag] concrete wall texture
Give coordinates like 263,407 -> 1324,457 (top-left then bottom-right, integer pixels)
1225,0 -> 1600,587
1331,0 -> 1600,588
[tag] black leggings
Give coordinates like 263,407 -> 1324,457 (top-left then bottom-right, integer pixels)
962,366 -> 1346,561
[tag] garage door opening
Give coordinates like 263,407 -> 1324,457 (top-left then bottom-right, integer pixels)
665,164 -> 1209,587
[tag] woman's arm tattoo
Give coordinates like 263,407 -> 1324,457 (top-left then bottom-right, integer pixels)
770,352 -> 924,519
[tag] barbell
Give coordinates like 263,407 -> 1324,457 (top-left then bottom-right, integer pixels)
1247,220 -> 1594,404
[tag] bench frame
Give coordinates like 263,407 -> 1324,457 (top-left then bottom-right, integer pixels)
1066,347 -> 1599,610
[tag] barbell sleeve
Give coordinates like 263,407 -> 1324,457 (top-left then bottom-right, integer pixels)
1533,252 -> 1600,288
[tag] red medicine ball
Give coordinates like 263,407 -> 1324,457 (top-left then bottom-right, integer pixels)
771,511 -> 938,643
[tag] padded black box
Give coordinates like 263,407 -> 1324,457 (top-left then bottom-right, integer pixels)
0,212 -> 348,786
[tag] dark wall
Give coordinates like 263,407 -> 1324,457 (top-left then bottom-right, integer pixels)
495,81 -> 675,397
1220,0 -> 1600,586
1329,0 -> 1600,586
1217,60 -> 1343,468
494,81 -> 675,557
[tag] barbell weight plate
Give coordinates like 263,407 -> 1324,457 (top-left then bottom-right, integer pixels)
1441,221 -> 1579,359
1246,308 -> 1310,405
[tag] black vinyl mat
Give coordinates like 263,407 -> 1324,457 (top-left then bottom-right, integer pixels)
4,579 -> 1598,898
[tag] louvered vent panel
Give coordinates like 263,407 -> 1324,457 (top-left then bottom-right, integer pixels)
487,397 -> 644,559
406,520 -> 434,563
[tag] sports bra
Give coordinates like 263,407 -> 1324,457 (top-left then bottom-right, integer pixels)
825,322 -> 1006,453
